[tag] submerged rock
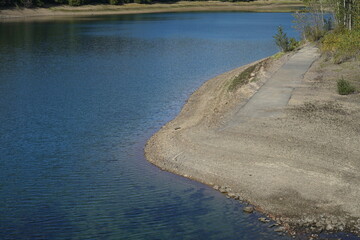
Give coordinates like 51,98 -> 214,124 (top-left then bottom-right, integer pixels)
227,192 -> 236,198
243,206 -> 254,213
274,226 -> 286,232
219,186 -> 228,193
258,217 -> 270,223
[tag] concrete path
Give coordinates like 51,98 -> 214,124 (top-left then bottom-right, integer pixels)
233,45 -> 319,121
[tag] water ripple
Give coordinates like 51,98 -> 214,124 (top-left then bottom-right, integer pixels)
0,12 -> 301,240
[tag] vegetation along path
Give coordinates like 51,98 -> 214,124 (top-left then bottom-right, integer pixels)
228,45 -> 319,124
145,44 -> 360,236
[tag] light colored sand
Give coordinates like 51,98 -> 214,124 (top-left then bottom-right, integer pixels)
145,45 -> 360,234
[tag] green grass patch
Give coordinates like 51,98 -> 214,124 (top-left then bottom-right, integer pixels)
271,51 -> 285,60
228,62 -> 262,91
337,78 -> 356,95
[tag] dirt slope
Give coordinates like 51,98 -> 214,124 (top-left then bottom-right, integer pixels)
145,45 -> 360,235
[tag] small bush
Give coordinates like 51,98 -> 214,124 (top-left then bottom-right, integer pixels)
322,29 -> 360,63
324,17 -> 333,32
274,26 -> 290,52
21,0 -> 33,7
134,0 -> 152,3
337,78 -> 356,95
273,26 -> 299,52
289,37 -> 300,51
68,0 -> 82,6
304,25 -> 326,42
36,0 -> 44,6
109,0 -> 120,4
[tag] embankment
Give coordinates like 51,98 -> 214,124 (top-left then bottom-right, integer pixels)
145,45 -> 360,235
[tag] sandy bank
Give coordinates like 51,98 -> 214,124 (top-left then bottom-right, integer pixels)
145,45 -> 360,236
0,1 -> 304,21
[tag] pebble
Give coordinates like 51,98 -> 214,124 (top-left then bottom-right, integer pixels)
274,226 -> 286,232
258,217 -> 270,223
243,206 -> 254,213
219,188 -> 227,193
228,192 -> 236,198
219,186 -> 228,193
236,194 -> 244,201
326,224 -> 333,231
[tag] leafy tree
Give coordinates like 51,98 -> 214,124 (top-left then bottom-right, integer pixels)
293,0 -> 331,41
330,0 -> 360,30
301,0 -> 360,31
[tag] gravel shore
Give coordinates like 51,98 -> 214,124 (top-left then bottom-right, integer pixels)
145,45 -> 360,236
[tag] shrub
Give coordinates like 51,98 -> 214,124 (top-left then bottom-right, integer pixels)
109,0 -> 120,4
36,0 -> 44,6
68,0 -> 82,6
274,26 -> 290,52
289,37 -> 300,51
324,17 -> 333,32
228,61 -> 265,91
273,26 -> 300,52
322,29 -> 360,63
21,0 -> 33,7
55,0 -> 68,3
337,78 -> 356,95
304,25 -> 326,42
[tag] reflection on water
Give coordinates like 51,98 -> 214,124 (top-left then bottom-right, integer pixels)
0,13 -> 298,240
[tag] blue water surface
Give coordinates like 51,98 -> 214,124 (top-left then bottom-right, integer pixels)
0,12 -> 298,240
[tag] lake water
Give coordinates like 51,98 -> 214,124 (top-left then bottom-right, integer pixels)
0,13 -> 298,240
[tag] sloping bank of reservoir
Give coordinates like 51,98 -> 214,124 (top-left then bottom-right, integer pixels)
145,45 -> 360,236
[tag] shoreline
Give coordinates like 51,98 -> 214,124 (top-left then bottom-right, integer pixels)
145,45 -> 360,237
0,1 -> 304,21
